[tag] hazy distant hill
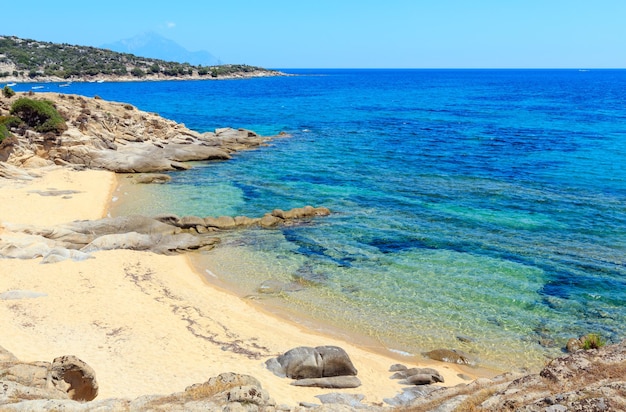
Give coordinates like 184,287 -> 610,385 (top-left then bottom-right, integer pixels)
0,35 -> 279,81
102,32 -> 219,66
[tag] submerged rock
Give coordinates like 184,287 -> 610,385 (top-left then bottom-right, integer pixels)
423,349 -> 472,365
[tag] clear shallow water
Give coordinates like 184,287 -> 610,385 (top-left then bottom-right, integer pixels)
18,69 -> 626,370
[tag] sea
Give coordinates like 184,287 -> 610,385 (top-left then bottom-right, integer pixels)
13,69 -> 626,372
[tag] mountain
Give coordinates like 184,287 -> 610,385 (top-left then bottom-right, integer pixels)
101,32 -> 219,66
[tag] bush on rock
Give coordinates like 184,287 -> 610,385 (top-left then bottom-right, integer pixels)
9,97 -> 67,135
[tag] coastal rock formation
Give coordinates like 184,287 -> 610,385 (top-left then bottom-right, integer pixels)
5,340 -> 624,411
0,206 -> 331,261
160,206 -> 332,231
0,349 -> 278,411
266,346 -> 361,389
398,339 -> 626,411
0,347 -> 98,403
0,92 -> 285,173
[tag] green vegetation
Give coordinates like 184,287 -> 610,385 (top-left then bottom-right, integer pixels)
2,85 -> 15,98
0,35 -> 276,80
9,97 -> 67,135
0,115 -> 20,142
581,333 -> 606,350
0,124 -> 9,142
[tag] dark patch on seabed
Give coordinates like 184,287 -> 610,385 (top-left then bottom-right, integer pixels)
232,181 -> 262,201
282,228 -> 353,268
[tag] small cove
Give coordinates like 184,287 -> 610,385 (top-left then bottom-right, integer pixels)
68,69 -> 625,372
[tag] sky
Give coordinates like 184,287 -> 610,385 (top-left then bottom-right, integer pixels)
2,0 -> 625,68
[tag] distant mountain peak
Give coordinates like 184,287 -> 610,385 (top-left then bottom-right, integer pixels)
102,32 -> 218,66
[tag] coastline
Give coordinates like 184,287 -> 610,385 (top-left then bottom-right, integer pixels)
0,70 -> 288,85
0,166 -> 481,406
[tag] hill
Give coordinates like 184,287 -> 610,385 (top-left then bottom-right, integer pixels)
101,32 -> 219,66
0,35 -> 281,82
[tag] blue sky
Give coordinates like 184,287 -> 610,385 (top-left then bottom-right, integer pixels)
2,0 -> 624,68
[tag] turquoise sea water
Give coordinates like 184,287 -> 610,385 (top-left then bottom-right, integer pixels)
15,69 -> 626,370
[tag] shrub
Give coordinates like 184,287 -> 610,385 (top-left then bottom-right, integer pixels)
0,124 -> 9,142
131,67 -> 145,77
9,97 -> 67,135
2,85 -> 15,98
0,115 -> 23,130
581,333 -> 605,350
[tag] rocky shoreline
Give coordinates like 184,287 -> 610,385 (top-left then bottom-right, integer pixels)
0,69 -> 287,84
1,91 -> 625,411
2,339 -> 625,411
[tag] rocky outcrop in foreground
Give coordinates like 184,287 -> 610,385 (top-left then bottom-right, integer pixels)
401,339 -> 626,411
0,92 -> 286,173
2,341 -> 625,411
0,206 -> 331,261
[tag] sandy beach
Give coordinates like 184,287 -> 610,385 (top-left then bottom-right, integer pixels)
0,166 -> 477,407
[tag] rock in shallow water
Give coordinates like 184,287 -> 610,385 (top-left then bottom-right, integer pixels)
423,348 -> 472,365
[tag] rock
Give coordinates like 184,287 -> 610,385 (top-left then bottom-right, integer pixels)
162,143 -> 231,162
315,393 -> 366,407
129,173 -> 172,184
49,355 -> 98,401
0,354 -> 98,405
408,340 -> 626,411
153,213 -> 181,226
566,337 -> 583,353
225,385 -> 273,406
383,386 -> 439,407
389,364 -> 408,372
184,372 -> 262,395
259,214 -> 281,228
291,376 -> 362,388
0,345 -> 18,363
391,367 -> 444,384
266,346 -> 358,382
0,206 -> 330,261
257,279 -> 286,294
423,349 -> 472,365
272,206 -> 331,220
0,162 -> 37,180
233,216 -> 260,227
177,215 -> 206,229
404,373 -> 443,385
273,346 -> 323,379
41,247 -> 93,263
22,155 -> 52,168
316,345 -> 358,377
80,232 -> 153,252
0,93 -> 282,173
204,215 -> 237,229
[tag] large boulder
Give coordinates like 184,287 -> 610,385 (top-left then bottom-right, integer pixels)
269,346 -> 323,379
266,345 -> 358,386
316,345 -> 359,377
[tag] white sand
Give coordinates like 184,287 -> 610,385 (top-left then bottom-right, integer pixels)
0,167 -> 478,407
